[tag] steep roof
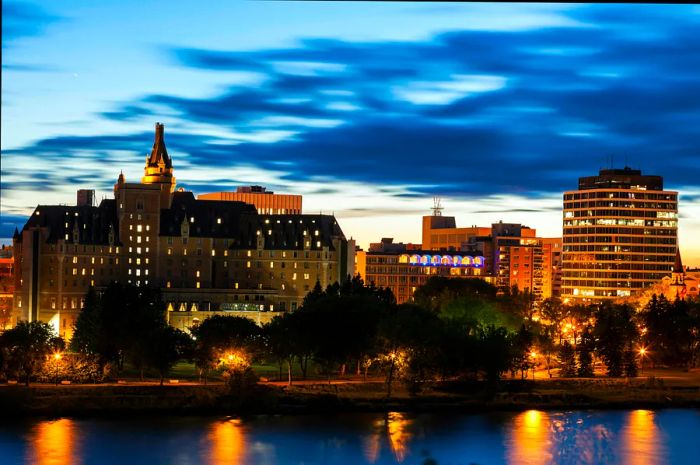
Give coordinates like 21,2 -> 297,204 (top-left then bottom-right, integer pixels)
18,199 -> 120,245
674,249 -> 684,274
146,122 -> 172,169
159,191 -> 257,238
231,214 -> 346,251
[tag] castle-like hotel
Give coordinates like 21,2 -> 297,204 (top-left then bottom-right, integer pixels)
12,124 -> 354,337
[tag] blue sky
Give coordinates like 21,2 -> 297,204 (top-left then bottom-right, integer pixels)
2,2 -> 700,265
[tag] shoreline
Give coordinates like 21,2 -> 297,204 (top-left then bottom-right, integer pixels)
2,377 -> 700,418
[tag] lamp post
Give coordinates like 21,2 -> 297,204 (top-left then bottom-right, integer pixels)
638,347 -> 647,375
529,351 -> 537,380
53,352 -> 62,385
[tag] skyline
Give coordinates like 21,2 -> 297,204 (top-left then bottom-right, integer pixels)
3,2 -> 700,265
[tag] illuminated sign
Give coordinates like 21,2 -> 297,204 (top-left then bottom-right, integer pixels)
399,254 -> 485,268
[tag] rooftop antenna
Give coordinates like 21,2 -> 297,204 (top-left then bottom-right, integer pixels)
431,197 -> 443,216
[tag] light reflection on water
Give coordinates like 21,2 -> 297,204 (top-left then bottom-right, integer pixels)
25,418 -> 80,465
5,409 -> 698,465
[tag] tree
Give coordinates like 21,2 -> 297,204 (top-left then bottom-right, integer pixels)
558,341 -> 577,378
478,325 -> 513,384
577,326 -> 595,377
146,326 -> 193,385
377,304 -> 443,396
263,313 -> 298,385
0,321 -> 57,386
511,325 -> 535,379
190,315 -> 262,383
623,348 -> 638,378
71,283 -> 169,377
594,304 -> 639,377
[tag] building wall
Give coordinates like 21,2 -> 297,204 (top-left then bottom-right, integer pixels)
363,251 -> 489,304
198,192 -> 302,215
541,238 -> 563,299
562,169 -> 678,302
0,254 -> 15,330
421,215 -> 490,251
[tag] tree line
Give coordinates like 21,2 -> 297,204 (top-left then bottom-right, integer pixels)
1,277 -> 699,393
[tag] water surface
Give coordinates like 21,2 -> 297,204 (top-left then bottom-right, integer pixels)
1,409 -> 699,464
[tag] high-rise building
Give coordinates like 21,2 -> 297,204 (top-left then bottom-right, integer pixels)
561,167 -> 678,302
12,123 -> 354,337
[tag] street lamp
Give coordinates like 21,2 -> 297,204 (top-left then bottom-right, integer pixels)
529,351 -> 538,380
638,347 -> 647,374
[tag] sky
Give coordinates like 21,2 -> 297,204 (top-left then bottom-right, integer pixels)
2,1 -> 700,265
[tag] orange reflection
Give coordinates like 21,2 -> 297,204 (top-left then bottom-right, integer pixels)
508,410 -> 552,465
386,411 -> 412,463
27,418 -> 80,465
622,410 -> 664,465
361,419 -> 383,464
208,418 -> 246,465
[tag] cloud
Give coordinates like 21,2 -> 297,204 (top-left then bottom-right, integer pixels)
4,5 -> 700,217
2,2 -> 59,47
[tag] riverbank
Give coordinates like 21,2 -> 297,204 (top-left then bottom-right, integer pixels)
2,374 -> 700,418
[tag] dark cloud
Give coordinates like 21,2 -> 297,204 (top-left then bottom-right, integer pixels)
2,2 -> 59,47
6,5 -> 700,204
0,214 -> 28,237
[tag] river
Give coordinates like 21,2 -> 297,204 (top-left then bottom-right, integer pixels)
1,409 -> 699,464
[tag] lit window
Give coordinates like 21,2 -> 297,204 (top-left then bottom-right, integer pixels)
196,282 -> 200,289
137,225 -> 142,232
166,281 -> 171,288
217,218 -> 222,224
137,247 -> 141,254
304,273 -> 310,280
270,261 -> 274,269
137,236 -> 142,243
293,273 -> 297,280
196,270 -> 200,278
73,257 -> 78,264
247,261 -> 251,268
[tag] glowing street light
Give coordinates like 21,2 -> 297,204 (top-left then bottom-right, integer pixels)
638,346 -> 648,374
52,352 -> 63,385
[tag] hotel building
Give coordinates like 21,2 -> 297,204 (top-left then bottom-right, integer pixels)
561,167 -> 678,301
12,123 -> 354,337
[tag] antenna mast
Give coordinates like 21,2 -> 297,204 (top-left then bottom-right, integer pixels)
431,197 -> 443,216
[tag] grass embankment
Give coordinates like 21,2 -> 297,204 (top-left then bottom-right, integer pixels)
3,372 -> 700,418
